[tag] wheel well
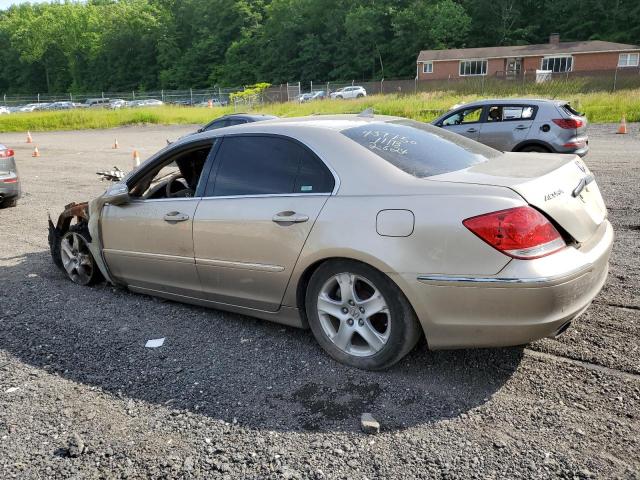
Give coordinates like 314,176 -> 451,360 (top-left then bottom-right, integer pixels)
294,257 -> 408,322
295,256 -> 427,347
514,140 -> 553,153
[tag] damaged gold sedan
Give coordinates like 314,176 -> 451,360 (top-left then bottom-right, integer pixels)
49,115 -> 613,370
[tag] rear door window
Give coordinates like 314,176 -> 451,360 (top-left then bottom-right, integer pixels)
487,105 -> 537,121
205,136 -> 334,196
341,120 -> 498,178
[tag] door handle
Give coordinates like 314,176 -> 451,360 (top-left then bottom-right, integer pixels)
515,125 -> 529,130
466,128 -> 478,133
272,211 -> 309,224
163,211 -> 189,222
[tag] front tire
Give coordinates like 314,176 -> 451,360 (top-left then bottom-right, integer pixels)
305,260 -> 422,370
58,224 -> 102,286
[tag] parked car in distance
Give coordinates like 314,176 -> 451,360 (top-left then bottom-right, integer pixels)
49,114 -> 611,370
47,101 -> 75,110
310,90 -> 328,101
0,106 -> 9,115
195,113 -> 278,133
86,98 -> 111,108
330,86 -> 367,99
432,99 -> 589,156
14,103 -> 40,112
109,99 -> 127,109
130,99 -> 164,108
299,91 -> 328,102
0,144 -> 20,208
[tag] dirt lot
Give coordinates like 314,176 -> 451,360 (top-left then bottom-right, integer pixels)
0,124 -> 639,479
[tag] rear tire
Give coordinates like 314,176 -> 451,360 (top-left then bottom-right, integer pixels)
0,197 -> 17,208
518,145 -> 551,153
305,259 -> 422,370
357,93 -> 364,98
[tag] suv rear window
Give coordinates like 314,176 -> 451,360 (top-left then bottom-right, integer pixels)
561,103 -> 582,116
341,120 -> 499,178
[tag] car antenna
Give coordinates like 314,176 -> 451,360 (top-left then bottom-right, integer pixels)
357,107 -> 374,118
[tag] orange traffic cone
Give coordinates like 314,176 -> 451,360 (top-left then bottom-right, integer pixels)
26,131 -> 33,143
132,149 -> 141,168
112,139 -> 119,149
617,115 -> 628,134
32,146 -> 40,157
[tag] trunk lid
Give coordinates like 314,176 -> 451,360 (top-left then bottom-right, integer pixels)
429,152 -> 607,243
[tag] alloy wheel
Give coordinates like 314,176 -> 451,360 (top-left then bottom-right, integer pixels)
60,232 -> 95,285
316,272 -> 390,357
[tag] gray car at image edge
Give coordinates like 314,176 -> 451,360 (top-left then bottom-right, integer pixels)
0,144 -> 20,208
433,99 -> 589,156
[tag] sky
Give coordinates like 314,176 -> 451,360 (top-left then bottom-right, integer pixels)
0,0 -> 44,8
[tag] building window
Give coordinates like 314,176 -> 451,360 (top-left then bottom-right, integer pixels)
618,53 -> 639,67
459,60 -> 487,76
541,56 -> 573,73
423,62 -> 433,74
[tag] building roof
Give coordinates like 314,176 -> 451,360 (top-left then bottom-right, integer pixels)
418,40 -> 640,62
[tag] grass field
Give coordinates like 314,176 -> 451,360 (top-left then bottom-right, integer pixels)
1,89 -> 639,132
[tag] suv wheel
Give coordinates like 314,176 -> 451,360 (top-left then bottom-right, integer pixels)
519,145 -> 551,153
305,260 -> 422,370
356,93 -> 364,98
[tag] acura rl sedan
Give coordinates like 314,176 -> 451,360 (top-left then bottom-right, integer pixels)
49,115 -> 612,370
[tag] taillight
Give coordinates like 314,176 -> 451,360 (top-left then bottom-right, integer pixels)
0,177 -> 18,183
552,118 -> 584,129
0,149 -> 15,158
463,206 -> 566,259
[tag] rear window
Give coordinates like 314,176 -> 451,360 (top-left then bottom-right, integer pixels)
561,103 -> 582,116
341,120 -> 499,178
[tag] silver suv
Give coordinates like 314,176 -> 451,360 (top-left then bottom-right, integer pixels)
432,99 -> 588,156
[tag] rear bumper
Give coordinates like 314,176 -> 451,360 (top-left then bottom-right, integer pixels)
0,179 -> 20,201
555,136 -> 589,157
397,219 -> 613,349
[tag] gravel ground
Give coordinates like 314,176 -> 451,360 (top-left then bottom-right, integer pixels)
0,123 -> 639,479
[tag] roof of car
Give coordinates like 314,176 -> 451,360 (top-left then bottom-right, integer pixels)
216,114 -> 402,131
459,98 -> 568,106
219,113 -> 278,120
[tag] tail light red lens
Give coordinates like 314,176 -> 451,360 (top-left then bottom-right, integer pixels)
0,149 -> 15,158
463,206 -> 566,259
1,176 -> 18,183
552,118 -> 584,129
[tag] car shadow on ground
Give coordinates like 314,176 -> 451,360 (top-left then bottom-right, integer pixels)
0,251 -> 524,432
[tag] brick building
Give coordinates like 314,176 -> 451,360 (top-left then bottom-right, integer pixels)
416,34 -> 640,80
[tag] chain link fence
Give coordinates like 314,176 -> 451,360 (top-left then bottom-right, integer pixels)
2,67 -> 639,110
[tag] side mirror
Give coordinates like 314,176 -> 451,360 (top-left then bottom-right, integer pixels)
103,182 -> 130,205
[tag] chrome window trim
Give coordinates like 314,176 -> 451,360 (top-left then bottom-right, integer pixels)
127,192 -> 334,204
198,192 -> 332,201
128,197 -> 202,203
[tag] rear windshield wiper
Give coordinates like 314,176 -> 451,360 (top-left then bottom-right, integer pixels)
572,174 -> 595,197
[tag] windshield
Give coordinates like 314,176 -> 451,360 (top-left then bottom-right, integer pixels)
341,119 -> 499,178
